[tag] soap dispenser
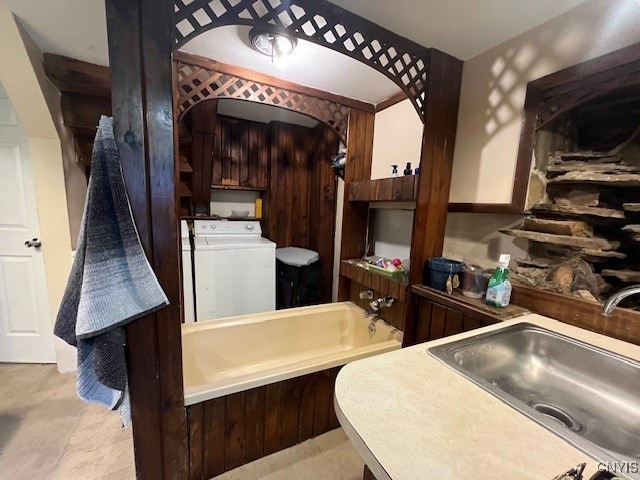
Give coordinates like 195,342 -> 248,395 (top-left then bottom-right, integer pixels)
403,162 -> 412,175
391,165 -> 399,177
485,254 -> 512,308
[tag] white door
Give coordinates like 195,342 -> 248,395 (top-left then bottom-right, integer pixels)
0,83 -> 55,363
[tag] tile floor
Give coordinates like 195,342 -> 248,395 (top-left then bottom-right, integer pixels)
0,364 -> 364,480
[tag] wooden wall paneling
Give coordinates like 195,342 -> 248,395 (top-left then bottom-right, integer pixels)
228,119 -> 241,186
338,109 -> 375,301
315,126 -> 339,302
239,122 -> 249,187
292,126 -> 306,247
462,314 -> 482,332
298,374 -> 316,443
187,367 -> 344,478
264,381 -> 284,456
443,308 -> 464,337
187,403 -> 204,480
105,0 -> 188,478
191,100 -> 218,208
203,398 -> 226,478
312,369 -> 332,436
247,123 -> 258,189
281,375 -> 304,450
211,119 -> 223,186
224,392 -> 246,471
511,284 -> 640,346
428,303 -> 448,340
257,122 -> 269,190
243,388 -> 266,464
327,368 -> 341,429
220,118 -> 232,185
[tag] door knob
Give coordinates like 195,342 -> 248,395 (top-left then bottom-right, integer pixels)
25,238 -> 42,248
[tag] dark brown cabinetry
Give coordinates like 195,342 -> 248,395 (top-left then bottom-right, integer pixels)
404,285 -> 529,347
211,116 -> 269,191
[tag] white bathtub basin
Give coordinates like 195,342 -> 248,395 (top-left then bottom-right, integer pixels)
182,301 -> 403,405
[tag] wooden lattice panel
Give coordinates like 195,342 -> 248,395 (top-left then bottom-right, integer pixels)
175,61 -> 350,141
173,0 -> 429,122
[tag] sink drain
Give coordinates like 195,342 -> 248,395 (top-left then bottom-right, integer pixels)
532,403 -> 582,433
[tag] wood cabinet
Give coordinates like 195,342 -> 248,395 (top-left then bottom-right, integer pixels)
211,116 -> 269,191
404,285 -> 529,347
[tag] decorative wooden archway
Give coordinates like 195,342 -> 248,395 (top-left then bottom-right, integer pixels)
173,0 -> 429,122
175,58 -> 350,142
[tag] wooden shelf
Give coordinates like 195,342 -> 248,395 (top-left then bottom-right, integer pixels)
412,285 -> 530,323
348,176 -> 418,202
178,182 -> 193,197
340,260 -> 408,302
212,185 -> 267,192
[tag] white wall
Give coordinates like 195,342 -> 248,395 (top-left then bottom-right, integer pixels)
444,0 -> 640,267
367,99 -> 422,271
0,9 -> 75,371
371,99 -> 423,179
449,0 -> 640,204
372,208 -> 413,263
210,190 -> 259,219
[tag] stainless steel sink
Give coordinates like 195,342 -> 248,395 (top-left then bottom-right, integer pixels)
428,323 -> 640,478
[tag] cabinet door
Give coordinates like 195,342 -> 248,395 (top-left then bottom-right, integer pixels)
213,118 -> 268,190
413,297 -> 497,344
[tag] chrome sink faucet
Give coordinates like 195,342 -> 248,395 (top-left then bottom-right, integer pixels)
602,285 -> 640,316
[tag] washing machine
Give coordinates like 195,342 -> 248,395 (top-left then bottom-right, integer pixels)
193,220 -> 276,320
180,220 -> 196,323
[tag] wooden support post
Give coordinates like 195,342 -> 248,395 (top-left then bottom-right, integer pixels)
405,49 -> 463,344
105,0 -> 188,478
338,109 -> 375,301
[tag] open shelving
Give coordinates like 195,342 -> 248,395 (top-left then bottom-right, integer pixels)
348,176 -> 418,202
340,259 -> 408,303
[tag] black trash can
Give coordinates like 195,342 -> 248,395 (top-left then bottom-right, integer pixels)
276,247 -> 322,309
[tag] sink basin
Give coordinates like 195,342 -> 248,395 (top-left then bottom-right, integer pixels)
428,323 -> 640,477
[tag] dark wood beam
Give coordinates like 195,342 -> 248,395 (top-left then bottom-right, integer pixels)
43,53 -> 111,98
374,91 -> 407,113
174,50 -> 376,113
106,0 -> 188,479
409,48 -> 464,287
60,92 -> 112,135
447,202 -> 522,214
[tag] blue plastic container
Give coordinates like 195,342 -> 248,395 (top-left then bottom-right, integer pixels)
427,258 -> 463,291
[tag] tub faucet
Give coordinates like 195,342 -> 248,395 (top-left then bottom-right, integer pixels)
364,296 -> 395,318
603,285 -> 640,316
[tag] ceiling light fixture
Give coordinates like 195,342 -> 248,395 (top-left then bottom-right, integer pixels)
249,28 -> 298,62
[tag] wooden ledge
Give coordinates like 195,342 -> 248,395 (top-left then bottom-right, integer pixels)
411,285 -> 529,324
348,177 -> 418,202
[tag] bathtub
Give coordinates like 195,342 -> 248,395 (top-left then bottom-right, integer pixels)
182,301 -> 402,406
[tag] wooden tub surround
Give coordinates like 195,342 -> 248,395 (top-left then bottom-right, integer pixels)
182,302 -> 402,478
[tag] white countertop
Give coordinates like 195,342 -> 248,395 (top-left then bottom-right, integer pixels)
334,314 -> 640,480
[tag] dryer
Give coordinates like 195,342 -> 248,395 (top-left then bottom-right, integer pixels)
193,220 -> 276,320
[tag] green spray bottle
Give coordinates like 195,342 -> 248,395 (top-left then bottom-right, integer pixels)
485,254 -> 512,308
